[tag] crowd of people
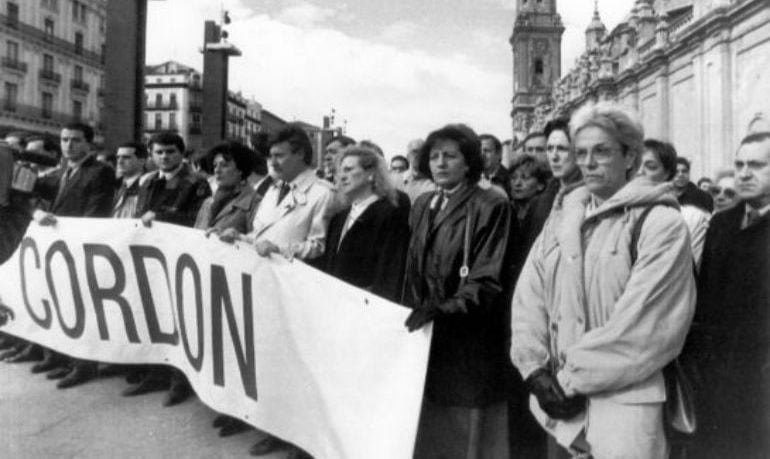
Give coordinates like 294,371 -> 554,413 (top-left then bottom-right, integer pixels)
0,99 -> 768,458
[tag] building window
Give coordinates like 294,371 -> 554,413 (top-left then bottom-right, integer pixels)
71,0 -> 86,22
3,82 -> 18,111
169,112 -> 177,130
44,18 -> 54,40
154,113 -> 162,130
6,2 -> 19,28
169,93 -> 177,108
155,93 -> 162,108
74,32 -> 84,54
74,64 -> 83,82
42,0 -> 59,12
42,92 -> 53,118
43,53 -> 54,72
192,113 -> 201,126
6,40 -> 18,60
73,99 -> 82,120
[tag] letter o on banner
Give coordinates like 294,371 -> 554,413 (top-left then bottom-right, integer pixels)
45,240 -> 86,338
175,253 -> 204,371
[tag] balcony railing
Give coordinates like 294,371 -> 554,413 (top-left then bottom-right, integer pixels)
189,103 -> 202,113
71,79 -> 90,92
1,57 -> 27,73
0,13 -> 102,67
146,101 -> 179,110
189,126 -> 202,135
39,69 -> 62,84
0,101 -> 85,125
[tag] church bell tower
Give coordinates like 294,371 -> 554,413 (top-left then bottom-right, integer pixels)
510,0 -> 564,138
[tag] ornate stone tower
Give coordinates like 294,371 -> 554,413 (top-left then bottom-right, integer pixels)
510,0 -> 564,138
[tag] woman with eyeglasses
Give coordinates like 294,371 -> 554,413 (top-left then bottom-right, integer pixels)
710,170 -> 739,213
511,102 -> 695,458
639,139 -> 711,268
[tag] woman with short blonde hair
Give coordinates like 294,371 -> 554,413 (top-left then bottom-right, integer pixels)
512,102 -> 696,458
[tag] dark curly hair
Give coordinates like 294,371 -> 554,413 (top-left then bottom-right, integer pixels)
417,124 -> 483,185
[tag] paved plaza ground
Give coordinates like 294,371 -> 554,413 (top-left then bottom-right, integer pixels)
0,361 -> 284,458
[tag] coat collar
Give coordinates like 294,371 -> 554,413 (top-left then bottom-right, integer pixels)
430,183 -> 476,230
211,186 -> 255,223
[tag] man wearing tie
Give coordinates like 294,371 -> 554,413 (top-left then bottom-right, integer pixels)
241,123 -> 336,261
112,142 -> 147,219
689,131 -> 770,457
228,124 -> 335,459
31,122 -> 117,388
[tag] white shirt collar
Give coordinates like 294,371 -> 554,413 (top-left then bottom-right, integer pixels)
160,164 -> 184,181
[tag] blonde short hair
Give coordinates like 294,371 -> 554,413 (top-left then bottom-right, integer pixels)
570,102 -> 645,178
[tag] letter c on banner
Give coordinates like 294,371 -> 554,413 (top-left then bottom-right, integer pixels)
175,253 -> 204,371
45,240 -> 86,338
20,237 -> 52,329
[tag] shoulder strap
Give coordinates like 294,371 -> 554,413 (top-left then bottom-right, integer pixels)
629,204 -> 657,265
459,206 -> 471,284
630,202 -> 684,265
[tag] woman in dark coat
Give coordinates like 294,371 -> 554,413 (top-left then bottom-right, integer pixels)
403,124 -> 513,458
195,141 -> 262,234
192,141 -> 263,438
321,145 -> 409,302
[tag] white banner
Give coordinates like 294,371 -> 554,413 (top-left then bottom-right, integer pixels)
0,218 -> 431,458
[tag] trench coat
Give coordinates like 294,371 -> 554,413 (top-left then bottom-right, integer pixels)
404,184 -> 513,407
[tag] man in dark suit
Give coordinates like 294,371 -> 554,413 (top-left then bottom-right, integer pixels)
689,132 -> 770,458
673,157 -> 714,213
124,131 -> 210,406
32,122 -> 117,388
112,142 -> 147,218
480,134 -> 512,199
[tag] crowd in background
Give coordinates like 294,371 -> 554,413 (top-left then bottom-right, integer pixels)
0,100 -> 769,458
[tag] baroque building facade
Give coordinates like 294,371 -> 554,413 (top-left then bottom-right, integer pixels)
0,0 -> 105,137
516,0 -> 770,177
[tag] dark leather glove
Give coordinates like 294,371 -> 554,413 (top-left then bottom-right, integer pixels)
405,308 -> 438,332
525,368 -> 586,420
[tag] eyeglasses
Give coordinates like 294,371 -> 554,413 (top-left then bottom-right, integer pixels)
709,186 -> 736,199
574,145 -> 621,165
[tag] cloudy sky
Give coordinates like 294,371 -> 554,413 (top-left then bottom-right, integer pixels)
146,0 -> 635,157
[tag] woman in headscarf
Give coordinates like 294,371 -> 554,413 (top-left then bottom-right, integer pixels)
403,124 -> 515,458
511,102 -> 696,458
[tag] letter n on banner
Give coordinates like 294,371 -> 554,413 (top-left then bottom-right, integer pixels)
211,265 -> 257,401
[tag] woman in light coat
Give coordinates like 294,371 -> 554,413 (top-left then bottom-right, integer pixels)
511,102 -> 696,459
